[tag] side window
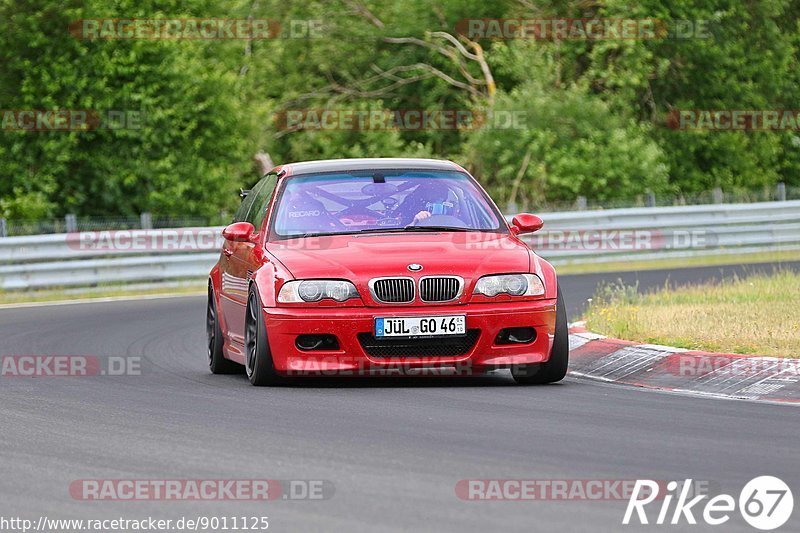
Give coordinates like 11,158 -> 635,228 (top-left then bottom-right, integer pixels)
244,174 -> 278,230
233,187 -> 258,223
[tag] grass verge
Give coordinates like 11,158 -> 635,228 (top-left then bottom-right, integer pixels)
583,269 -> 800,358
554,249 -> 800,275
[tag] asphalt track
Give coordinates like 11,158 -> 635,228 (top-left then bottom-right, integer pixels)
1,263 -> 798,532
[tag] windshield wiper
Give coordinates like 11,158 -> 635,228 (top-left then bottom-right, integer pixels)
290,228 -> 407,238
401,225 -> 470,232
288,226 -> 472,239
351,226 -> 471,233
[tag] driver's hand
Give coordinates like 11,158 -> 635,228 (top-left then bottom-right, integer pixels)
413,210 -> 432,222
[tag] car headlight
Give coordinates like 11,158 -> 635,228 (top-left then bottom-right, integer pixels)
278,280 -> 360,303
473,274 -> 544,297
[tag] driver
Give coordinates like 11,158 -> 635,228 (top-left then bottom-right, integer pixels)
401,181 -> 456,225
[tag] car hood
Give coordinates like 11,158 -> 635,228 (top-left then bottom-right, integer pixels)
267,232 -> 531,281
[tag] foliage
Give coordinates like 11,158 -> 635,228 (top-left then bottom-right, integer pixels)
1,0 -> 798,217
462,82 -> 669,209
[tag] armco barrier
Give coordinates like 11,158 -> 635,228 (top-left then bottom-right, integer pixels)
522,200 -> 800,265
1,201 -> 798,290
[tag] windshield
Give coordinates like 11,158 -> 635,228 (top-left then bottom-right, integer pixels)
271,170 -> 504,238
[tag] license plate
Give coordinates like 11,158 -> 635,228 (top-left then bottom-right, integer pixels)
375,315 -> 466,338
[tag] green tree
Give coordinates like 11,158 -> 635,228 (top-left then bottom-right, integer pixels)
463,82 -> 669,209
0,0 -> 257,219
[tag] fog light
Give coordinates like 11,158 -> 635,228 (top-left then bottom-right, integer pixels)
495,327 -> 536,345
295,334 -> 340,351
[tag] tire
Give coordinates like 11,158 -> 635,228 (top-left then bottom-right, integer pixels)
207,284 -> 240,374
244,285 -> 282,386
511,286 -> 569,385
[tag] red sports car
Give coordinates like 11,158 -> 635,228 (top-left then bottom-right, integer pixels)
207,158 -> 568,386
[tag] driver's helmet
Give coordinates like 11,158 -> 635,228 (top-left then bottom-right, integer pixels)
413,181 -> 455,216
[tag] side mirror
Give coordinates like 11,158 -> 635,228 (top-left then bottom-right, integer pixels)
511,213 -> 544,235
222,222 -> 258,243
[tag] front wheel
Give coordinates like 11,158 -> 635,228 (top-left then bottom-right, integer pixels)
511,287 -> 569,385
244,286 -> 283,386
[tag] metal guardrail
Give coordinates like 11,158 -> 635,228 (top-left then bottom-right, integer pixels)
522,200 -> 800,265
1,200 -> 799,290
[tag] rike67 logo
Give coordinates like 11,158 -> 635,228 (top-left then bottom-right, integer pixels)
624,476 -> 794,530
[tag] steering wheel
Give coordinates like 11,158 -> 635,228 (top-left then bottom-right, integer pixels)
410,214 -> 469,228
337,206 -> 378,218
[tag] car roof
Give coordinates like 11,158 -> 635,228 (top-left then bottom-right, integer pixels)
272,158 -> 465,177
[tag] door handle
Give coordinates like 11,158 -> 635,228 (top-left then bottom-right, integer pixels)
222,247 -> 233,257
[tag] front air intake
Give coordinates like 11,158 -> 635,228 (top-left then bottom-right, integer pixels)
419,276 -> 463,302
370,277 -> 415,303
358,330 -> 480,358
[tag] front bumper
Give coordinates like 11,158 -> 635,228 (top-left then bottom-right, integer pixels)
263,300 -> 557,376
